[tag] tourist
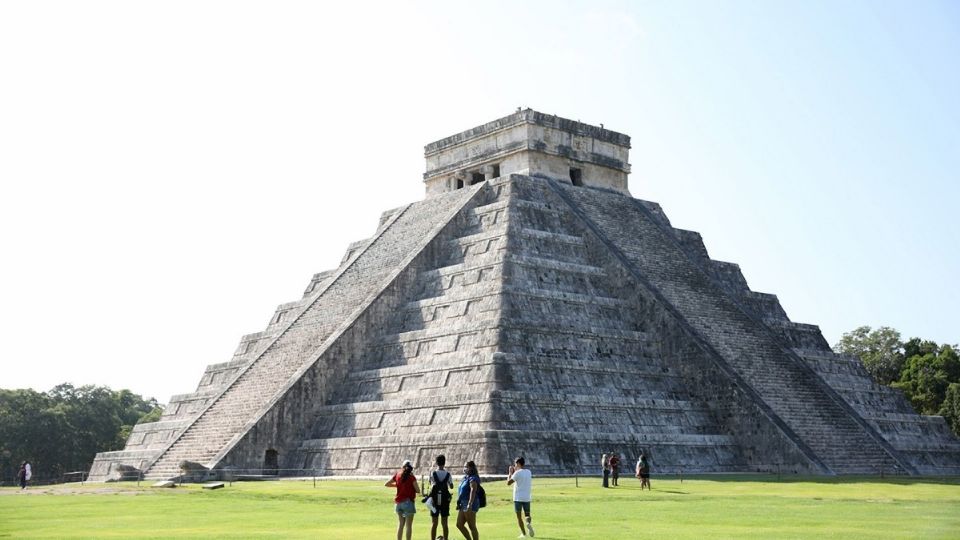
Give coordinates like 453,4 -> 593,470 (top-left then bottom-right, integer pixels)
609,452 -> 620,487
601,453 -> 610,488
507,456 -> 534,538
385,459 -> 420,540
16,461 -> 28,490
636,453 -> 651,490
456,460 -> 481,540
427,454 -> 454,540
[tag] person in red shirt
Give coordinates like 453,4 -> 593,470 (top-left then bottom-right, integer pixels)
609,453 -> 621,487
385,459 -> 421,540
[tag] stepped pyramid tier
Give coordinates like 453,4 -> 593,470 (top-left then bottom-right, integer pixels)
89,110 -> 960,481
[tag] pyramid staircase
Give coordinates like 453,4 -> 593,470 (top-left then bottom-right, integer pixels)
139,185 -> 483,479
91,172 -> 960,481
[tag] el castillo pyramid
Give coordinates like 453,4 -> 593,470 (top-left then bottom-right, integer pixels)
90,109 -> 960,481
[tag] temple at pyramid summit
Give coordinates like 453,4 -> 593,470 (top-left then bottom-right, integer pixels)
90,109 -> 960,481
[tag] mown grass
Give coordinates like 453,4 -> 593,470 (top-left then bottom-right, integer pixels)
1,475 -> 958,539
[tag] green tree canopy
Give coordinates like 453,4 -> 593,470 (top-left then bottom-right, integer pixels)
0,384 -> 161,483
893,342 -> 960,415
836,326 -> 960,438
834,326 -> 905,385
939,383 -> 960,437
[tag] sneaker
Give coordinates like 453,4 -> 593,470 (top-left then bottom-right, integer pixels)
518,535 -> 526,538
526,520 -> 535,537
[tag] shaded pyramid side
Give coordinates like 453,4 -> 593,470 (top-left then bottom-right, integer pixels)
637,200 -> 960,475
549,178 -> 941,474
488,175 -> 821,474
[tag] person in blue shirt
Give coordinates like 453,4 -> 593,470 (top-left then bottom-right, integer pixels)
456,460 -> 481,540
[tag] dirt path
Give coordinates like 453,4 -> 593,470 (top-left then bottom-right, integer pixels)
0,484 -> 154,496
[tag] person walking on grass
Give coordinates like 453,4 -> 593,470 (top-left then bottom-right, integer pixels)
16,461 -> 31,490
16,462 -> 28,490
636,453 -> 651,491
385,459 -> 420,540
426,454 -> 454,540
456,460 -> 482,540
601,453 -> 610,488
507,456 -> 534,538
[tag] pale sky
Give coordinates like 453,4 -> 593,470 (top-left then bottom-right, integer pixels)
1,1 -> 957,403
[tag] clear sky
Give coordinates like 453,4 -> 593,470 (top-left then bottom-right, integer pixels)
1,1 -> 957,402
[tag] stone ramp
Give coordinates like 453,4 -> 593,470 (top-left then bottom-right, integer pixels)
798,348 -> 960,474
294,181 -> 512,473
143,186 -> 481,480
552,180 -> 914,475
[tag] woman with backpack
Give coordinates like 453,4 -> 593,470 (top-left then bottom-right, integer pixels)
385,459 -> 420,540
456,460 -> 482,540
426,454 -> 454,540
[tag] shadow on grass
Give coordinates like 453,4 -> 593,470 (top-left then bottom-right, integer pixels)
601,484 -> 689,494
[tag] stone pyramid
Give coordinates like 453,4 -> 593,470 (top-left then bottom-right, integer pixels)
89,110 -> 960,481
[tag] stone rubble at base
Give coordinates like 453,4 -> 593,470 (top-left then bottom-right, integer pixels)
89,111 -> 960,482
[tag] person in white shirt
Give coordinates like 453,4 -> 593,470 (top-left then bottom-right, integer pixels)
507,456 -> 534,538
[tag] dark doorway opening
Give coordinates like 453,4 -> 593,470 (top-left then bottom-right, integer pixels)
264,449 -> 279,475
569,168 -> 583,187
456,178 -> 464,189
470,172 -> 485,185
491,164 -> 501,178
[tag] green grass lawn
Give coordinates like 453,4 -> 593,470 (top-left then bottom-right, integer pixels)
1,476 -> 958,539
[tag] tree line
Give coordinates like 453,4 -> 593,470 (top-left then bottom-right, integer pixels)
0,383 -> 162,483
834,326 -> 960,436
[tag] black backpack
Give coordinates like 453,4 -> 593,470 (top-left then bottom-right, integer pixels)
427,470 -> 452,506
476,482 -> 486,508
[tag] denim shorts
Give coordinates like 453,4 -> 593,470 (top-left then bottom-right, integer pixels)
514,501 -> 531,514
457,499 -> 480,513
395,499 -> 416,517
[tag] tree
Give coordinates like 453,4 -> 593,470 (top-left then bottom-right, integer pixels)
836,326 -> 960,438
119,405 -> 164,442
940,383 -> 960,437
834,326 -> 904,385
0,388 -> 66,482
893,343 -> 960,416
0,384 -> 161,482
